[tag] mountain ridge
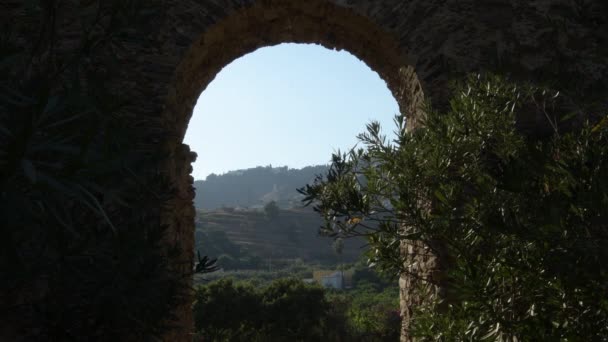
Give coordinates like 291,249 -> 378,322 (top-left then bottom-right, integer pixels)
193,164 -> 328,210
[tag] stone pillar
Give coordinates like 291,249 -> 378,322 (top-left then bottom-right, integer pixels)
161,143 -> 198,341
400,235 -> 453,341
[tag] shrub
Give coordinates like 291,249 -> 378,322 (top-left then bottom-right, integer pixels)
299,74 -> 608,340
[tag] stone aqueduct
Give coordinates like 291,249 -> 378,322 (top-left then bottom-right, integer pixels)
10,0 -> 607,340
163,2 -> 605,340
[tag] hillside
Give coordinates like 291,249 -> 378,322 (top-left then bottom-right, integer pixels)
195,207 -> 367,268
193,165 -> 328,209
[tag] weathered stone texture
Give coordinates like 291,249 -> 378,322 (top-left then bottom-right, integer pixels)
156,2 -> 606,340
7,0 -> 606,340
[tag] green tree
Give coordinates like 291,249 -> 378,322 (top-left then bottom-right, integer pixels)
299,74 -> 608,340
264,200 -> 280,219
261,278 -> 329,340
347,285 -> 401,341
193,278 -> 333,341
193,279 -> 263,341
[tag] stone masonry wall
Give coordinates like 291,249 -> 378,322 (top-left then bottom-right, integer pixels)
6,0 -> 606,340
160,2 -> 606,340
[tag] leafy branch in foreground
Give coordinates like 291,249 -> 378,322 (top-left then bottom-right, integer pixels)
194,251 -> 219,274
300,74 -> 608,340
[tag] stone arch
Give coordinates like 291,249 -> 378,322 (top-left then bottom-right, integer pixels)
160,2 -> 425,339
7,0 -> 604,340
155,1 -> 606,340
165,1 -> 424,142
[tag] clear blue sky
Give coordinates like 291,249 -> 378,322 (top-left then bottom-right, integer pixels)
184,43 -> 399,181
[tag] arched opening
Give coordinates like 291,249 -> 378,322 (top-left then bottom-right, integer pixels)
161,1 -> 424,339
164,1 -> 424,141
185,43 -> 404,341
185,46 -> 402,342
184,43 -> 400,181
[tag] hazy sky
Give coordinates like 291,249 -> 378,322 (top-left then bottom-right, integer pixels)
184,43 -> 399,181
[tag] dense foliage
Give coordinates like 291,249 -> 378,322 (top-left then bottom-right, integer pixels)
194,278 -> 330,341
300,74 -> 608,340
326,262 -> 401,341
193,267 -> 401,342
0,2 -> 193,340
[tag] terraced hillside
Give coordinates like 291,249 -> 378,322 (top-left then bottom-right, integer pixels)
195,207 -> 366,265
